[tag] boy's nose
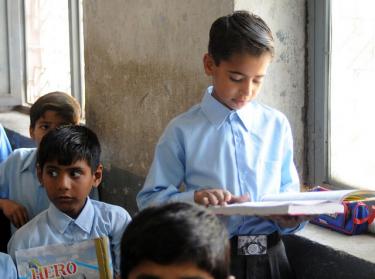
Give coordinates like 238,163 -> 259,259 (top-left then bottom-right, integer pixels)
57,175 -> 71,190
241,80 -> 252,96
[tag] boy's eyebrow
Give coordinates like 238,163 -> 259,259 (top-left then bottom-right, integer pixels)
228,70 -> 265,78
44,164 -> 59,169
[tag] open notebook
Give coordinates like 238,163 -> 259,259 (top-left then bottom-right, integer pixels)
209,189 -> 375,216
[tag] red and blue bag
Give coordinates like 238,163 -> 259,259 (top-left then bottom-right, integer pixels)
309,187 -> 375,235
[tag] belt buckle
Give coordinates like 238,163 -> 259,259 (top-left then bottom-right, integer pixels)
237,235 -> 267,255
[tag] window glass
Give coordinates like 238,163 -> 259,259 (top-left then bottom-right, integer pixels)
0,0 -> 10,94
330,0 -> 375,189
24,0 -> 71,103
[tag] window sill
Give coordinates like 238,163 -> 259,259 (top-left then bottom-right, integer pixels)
296,222 -> 375,264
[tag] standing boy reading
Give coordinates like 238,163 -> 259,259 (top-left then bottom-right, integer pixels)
8,125 -> 132,277
0,92 -> 81,232
120,202 -> 231,279
137,11 -> 304,278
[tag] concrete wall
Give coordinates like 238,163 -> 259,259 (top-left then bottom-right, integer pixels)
83,0 -> 306,215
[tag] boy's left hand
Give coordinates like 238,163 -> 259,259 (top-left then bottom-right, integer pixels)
266,215 -> 315,228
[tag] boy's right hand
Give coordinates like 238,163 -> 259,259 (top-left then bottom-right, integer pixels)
194,189 -> 250,206
1,200 -> 29,228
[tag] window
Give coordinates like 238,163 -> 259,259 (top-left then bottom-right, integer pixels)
0,0 -> 84,110
308,0 -> 375,190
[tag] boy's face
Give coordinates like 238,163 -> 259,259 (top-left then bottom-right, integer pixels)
203,52 -> 272,110
128,261 -> 214,279
30,110 -> 75,146
37,159 -> 102,219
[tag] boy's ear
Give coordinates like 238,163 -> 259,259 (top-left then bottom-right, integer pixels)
36,164 -> 43,184
29,126 -> 35,140
92,164 -> 103,188
203,53 -> 215,76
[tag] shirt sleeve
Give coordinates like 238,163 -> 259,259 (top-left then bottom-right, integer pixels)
0,253 -> 17,279
137,122 -> 195,210
110,207 -> 132,276
0,153 -> 13,199
7,231 -> 19,261
280,117 -> 300,193
277,117 -> 305,234
0,124 -> 12,164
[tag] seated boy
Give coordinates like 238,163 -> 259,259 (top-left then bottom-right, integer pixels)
0,92 -> 81,232
137,11 -> 305,279
0,252 -> 17,279
120,202 -> 231,279
8,125 -> 132,277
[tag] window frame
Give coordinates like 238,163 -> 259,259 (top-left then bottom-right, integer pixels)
0,0 -> 84,108
306,0 -> 332,186
1,0 -> 26,106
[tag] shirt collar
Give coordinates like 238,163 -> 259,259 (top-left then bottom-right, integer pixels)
20,149 -> 38,172
236,101 -> 256,131
201,86 -> 231,128
47,197 -> 94,234
201,86 -> 255,131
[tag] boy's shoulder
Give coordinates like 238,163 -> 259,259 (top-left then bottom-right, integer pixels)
8,208 -> 49,250
252,101 -> 287,118
90,199 -> 131,222
164,103 -> 204,133
250,101 -> 289,126
1,147 -> 37,166
0,148 -> 37,177
171,103 -> 201,123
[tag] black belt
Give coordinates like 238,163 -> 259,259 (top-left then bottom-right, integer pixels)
230,231 -> 281,255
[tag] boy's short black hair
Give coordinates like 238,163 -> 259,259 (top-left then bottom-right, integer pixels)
37,125 -> 101,172
208,10 -> 274,65
120,202 -> 230,279
30,92 -> 81,128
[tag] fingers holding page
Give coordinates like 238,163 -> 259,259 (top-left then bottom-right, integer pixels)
194,189 -> 233,206
194,189 -> 251,206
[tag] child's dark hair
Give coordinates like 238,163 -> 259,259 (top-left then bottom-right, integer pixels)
37,125 -> 101,172
208,10 -> 274,65
30,92 -> 81,128
120,202 -> 230,279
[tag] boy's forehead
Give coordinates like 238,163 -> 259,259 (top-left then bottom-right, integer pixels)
43,159 -> 91,169
220,52 -> 271,75
37,110 -> 71,124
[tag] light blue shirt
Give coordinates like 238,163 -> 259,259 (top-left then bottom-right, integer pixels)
0,148 -> 50,233
0,253 -> 17,279
0,124 -> 12,163
8,198 -> 131,276
137,86 -> 301,237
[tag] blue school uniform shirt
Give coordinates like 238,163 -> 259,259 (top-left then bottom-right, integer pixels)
0,252 -> 17,279
0,148 -> 50,233
137,86 -> 302,237
8,197 -> 131,276
0,124 -> 12,163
